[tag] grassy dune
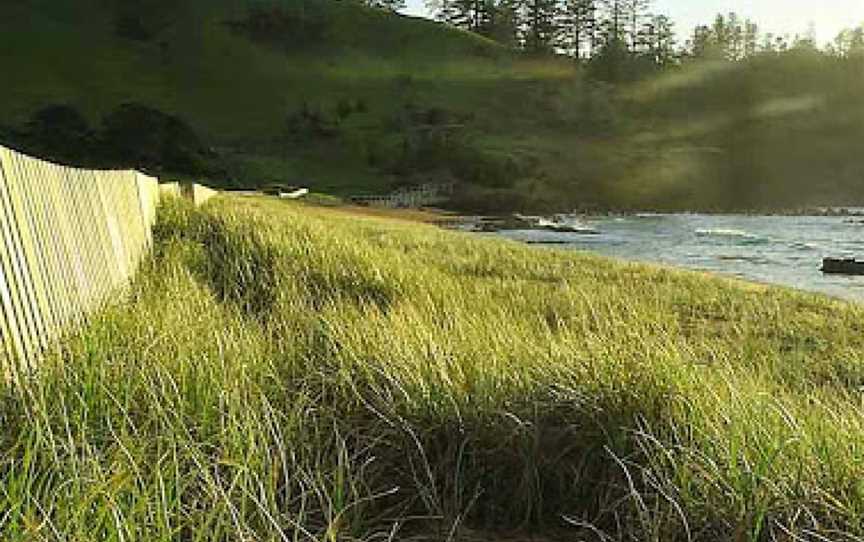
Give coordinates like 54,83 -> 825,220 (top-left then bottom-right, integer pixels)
3,196 -> 864,540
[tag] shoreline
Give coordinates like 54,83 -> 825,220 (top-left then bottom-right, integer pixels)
295,198 -> 864,304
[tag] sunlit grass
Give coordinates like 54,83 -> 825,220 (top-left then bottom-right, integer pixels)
3,195 -> 864,540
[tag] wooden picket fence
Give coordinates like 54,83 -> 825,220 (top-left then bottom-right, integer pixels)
0,145 -> 214,377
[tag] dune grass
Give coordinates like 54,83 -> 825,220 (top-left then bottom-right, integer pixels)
3,195 -> 864,540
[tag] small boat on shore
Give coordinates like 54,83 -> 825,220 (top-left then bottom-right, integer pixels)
821,258 -> 864,275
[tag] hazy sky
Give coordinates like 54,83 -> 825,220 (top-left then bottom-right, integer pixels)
401,0 -> 864,45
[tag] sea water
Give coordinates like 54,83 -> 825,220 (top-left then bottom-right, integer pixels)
497,213 -> 864,302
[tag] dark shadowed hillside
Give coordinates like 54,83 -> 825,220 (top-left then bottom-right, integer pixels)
1,0 -> 863,211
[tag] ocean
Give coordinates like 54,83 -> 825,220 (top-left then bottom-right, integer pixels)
497,213 -> 864,302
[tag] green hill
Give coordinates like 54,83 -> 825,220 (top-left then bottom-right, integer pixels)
0,0 -> 577,201
2,0 -> 863,211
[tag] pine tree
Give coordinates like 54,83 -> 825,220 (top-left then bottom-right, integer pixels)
588,0 -> 633,81
488,0 -> 523,46
522,0 -> 558,53
743,19 -> 759,59
711,14 -> 730,58
727,12 -> 744,60
430,0 -> 490,33
625,0 -> 651,52
365,0 -> 406,11
791,22 -> 818,52
686,24 -> 714,59
832,26 -> 864,58
556,0 -> 597,58
643,14 -> 675,66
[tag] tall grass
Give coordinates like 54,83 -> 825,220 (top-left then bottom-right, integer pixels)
3,195 -> 864,540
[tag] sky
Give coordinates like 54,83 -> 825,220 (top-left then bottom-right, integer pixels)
401,0 -> 864,45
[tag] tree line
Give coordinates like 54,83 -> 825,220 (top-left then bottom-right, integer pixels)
428,0 -> 674,59
356,0 -> 864,80
109,0 -> 864,72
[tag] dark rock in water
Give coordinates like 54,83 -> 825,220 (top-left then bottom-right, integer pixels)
477,222 -> 502,232
453,214 -> 602,235
822,258 -> 864,275
510,213 -> 601,234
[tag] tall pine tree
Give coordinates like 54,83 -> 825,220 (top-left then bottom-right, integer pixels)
556,0 -> 597,58
522,0 -> 558,53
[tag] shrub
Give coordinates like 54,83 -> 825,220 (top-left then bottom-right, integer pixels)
19,104 -> 96,164
286,101 -> 341,140
109,0 -> 176,41
99,103 -> 214,175
239,1 -> 329,48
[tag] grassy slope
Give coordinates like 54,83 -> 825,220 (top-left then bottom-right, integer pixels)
4,195 -> 864,539
0,0 -> 577,196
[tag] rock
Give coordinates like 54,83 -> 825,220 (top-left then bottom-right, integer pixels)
821,258 -> 864,275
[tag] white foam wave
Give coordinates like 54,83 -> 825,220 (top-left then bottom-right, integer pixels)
789,241 -> 819,251
695,228 -> 763,241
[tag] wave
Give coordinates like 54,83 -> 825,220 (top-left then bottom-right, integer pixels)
788,241 -> 819,251
715,254 -> 773,265
694,228 -> 769,243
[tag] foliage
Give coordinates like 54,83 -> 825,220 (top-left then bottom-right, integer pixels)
15,105 -> 97,165
381,103 -> 527,189
5,103 -> 216,178
103,0 -> 178,41
99,103 -> 215,175
285,101 -> 343,139
239,0 -> 330,47
284,99 -> 369,141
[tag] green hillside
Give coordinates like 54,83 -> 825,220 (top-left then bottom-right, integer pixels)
1,0 -> 863,211
0,0 -> 576,199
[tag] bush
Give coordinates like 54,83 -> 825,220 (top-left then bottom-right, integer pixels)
286,101 -> 341,140
384,104 -> 517,188
109,0 -> 175,41
99,103 -> 214,175
239,1 -> 329,48
392,134 -> 518,189
18,105 -> 96,164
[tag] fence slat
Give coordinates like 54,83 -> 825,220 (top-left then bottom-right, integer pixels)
0,157 -> 24,377
0,149 -> 43,366
0,146 -> 219,373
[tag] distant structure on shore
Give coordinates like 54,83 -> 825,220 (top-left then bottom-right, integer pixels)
349,182 -> 455,208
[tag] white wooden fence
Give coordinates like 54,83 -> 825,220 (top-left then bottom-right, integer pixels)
0,145 -> 215,377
